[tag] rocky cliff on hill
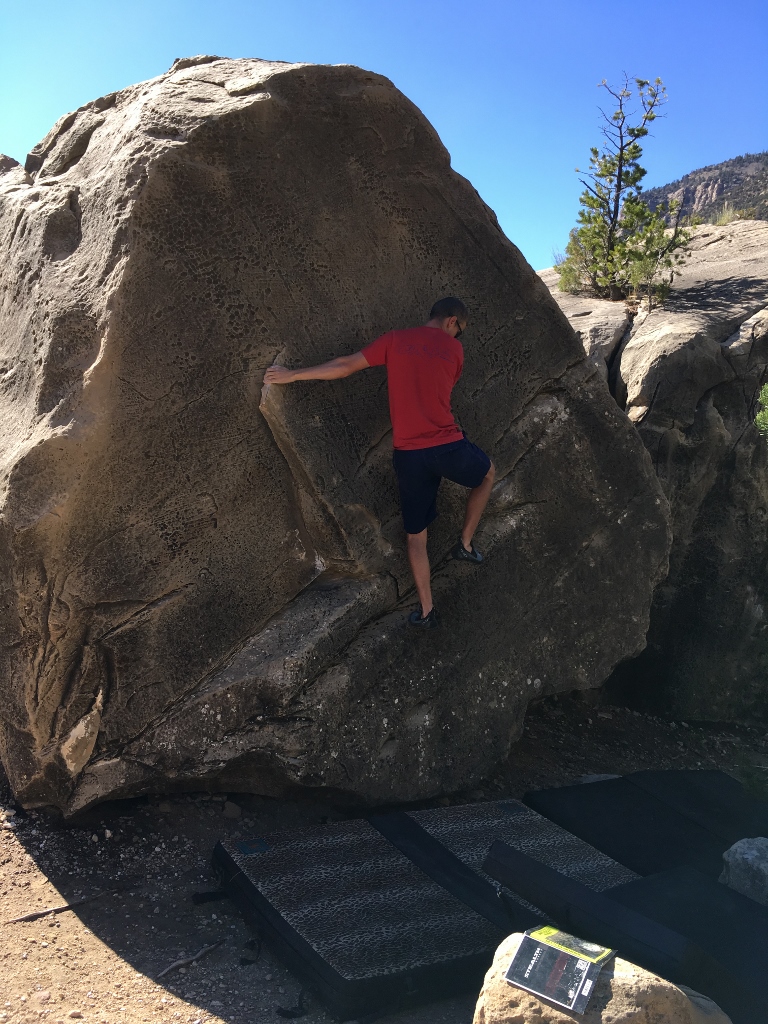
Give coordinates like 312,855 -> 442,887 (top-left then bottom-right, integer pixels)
0,57 -> 670,814
643,152 -> 768,222
542,220 -> 768,721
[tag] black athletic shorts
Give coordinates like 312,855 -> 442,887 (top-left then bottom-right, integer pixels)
392,437 -> 492,535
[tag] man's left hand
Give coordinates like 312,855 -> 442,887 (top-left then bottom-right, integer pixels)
263,365 -> 295,385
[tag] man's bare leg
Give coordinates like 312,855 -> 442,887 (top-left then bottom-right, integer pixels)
461,463 -> 496,551
407,529 -> 433,617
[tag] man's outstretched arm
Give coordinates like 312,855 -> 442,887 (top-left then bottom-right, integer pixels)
263,352 -> 369,385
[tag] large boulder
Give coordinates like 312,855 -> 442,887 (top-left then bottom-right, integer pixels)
603,221 -> 768,721
0,57 -> 670,814
474,933 -> 731,1024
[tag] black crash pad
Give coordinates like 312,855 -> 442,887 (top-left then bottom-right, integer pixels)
524,775 -> 729,876
609,865 -> 768,999
625,769 -> 768,844
212,800 -> 636,1020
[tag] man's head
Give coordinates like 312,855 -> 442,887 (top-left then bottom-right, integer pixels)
428,296 -> 468,338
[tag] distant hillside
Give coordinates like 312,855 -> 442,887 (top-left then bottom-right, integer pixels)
642,152 -> 768,222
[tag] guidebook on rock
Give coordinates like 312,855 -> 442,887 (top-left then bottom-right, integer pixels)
504,926 -> 616,1013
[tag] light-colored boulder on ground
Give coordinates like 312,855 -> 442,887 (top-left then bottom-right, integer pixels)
539,221 -> 768,722
720,836 -> 768,906
474,933 -> 731,1024
0,57 -> 670,814
538,268 -> 631,378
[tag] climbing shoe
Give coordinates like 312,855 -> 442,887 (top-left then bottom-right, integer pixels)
451,537 -> 483,563
408,607 -> 440,629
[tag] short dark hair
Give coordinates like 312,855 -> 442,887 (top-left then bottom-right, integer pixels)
430,296 -> 468,323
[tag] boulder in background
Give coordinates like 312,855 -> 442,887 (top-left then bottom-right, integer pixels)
542,222 -> 768,723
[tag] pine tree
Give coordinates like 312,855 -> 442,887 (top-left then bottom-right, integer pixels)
556,76 -> 692,306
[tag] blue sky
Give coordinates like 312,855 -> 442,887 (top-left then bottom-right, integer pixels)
1,0 -> 766,269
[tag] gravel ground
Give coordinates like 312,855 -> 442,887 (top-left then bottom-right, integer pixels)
1,690 -> 766,1024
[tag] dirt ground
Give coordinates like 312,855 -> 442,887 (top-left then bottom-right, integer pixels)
2,691 -> 767,1024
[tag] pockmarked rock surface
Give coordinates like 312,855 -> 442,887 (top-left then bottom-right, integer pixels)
0,57 -> 670,814
474,933 -> 732,1024
602,221 -> 768,721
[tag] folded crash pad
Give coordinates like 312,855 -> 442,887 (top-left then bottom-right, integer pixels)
524,775 -> 730,876
609,864 -> 768,1001
625,769 -> 768,845
212,799 -> 636,1019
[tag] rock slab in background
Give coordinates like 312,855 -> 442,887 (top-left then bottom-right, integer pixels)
541,222 -> 768,723
720,836 -> 768,906
538,268 -> 630,379
0,57 -> 670,814
606,221 -> 768,722
474,933 -> 731,1024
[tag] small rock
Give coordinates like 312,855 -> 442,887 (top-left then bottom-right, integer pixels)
68,1013 -> 83,1020
33,991 -> 51,1005
720,836 -> 768,906
158,802 -> 173,812
222,801 -> 241,819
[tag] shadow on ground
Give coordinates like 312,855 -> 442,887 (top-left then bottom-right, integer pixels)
2,690 -> 767,1024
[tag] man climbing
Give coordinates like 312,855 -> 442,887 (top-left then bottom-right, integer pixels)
263,297 -> 495,629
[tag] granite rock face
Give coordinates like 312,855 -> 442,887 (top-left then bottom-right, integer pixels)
474,933 -> 732,1024
0,57 -> 670,814
604,221 -> 768,721
538,268 -> 631,379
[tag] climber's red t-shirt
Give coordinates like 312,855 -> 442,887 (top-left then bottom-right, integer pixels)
361,326 -> 464,451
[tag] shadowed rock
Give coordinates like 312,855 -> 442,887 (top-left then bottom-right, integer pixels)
538,268 -> 631,379
0,57 -> 670,814
544,222 -> 768,722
